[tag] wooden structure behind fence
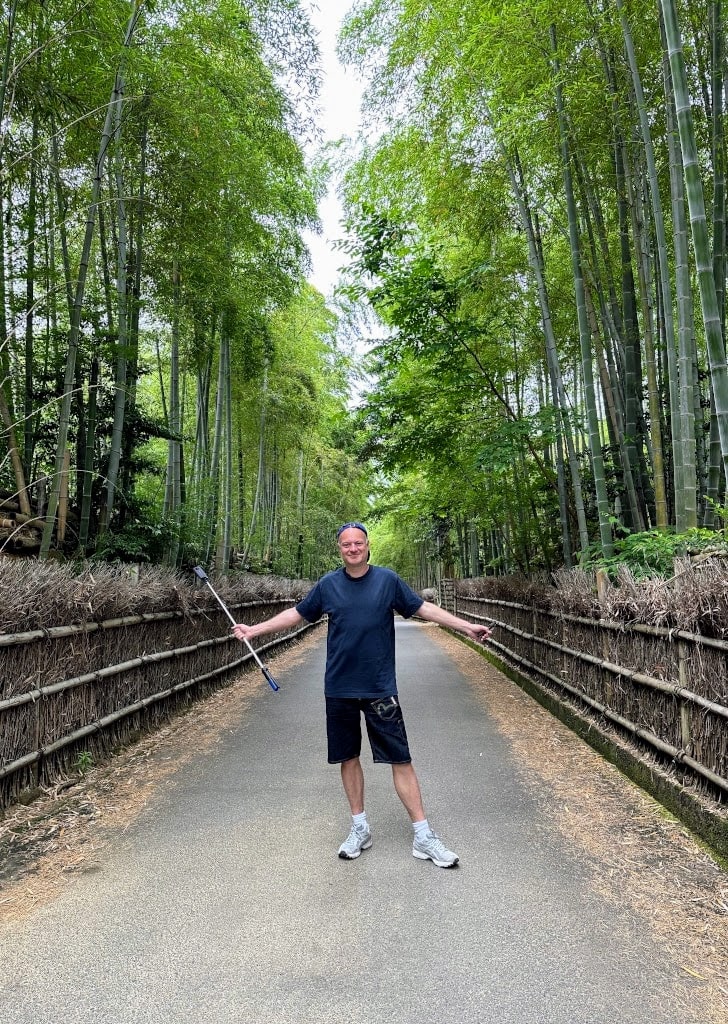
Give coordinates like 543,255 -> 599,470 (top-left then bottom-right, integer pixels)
450,589 -> 728,805
0,600 -> 312,809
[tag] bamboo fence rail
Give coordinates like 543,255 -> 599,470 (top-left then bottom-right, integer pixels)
0,599 -> 312,808
453,593 -> 728,803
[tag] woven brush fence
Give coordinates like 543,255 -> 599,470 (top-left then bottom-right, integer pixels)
452,566 -> 728,807
0,561 -> 313,809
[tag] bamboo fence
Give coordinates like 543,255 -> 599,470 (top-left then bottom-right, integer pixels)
452,590 -> 728,804
0,598 -> 312,809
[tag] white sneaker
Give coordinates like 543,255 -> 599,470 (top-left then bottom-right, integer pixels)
338,823 -> 372,859
412,830 -> 459,868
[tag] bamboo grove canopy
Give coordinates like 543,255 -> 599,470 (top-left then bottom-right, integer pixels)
335,0 -> 728,581
6,0 -> 728,580
0,0 -> 370,575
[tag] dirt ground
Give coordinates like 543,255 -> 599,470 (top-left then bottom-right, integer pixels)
1,627 -> 727,1021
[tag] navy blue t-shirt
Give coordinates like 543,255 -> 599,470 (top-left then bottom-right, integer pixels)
295,565 -> 424,697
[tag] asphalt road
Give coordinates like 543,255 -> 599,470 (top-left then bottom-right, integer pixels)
0,620 -> 704,1023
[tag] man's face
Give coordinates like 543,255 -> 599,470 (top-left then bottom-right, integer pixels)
337,527 -> 369,570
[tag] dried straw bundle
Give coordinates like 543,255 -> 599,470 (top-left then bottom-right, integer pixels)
598,561 -> 728,638
0,559 -> 310,636
455,574 -> 555,611
455,561 -> 728,638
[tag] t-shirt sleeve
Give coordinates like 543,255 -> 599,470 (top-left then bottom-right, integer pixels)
295,581 -> 324,623
394,576 -> 424,618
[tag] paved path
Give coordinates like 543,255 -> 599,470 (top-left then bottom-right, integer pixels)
0,621 -> 706,1023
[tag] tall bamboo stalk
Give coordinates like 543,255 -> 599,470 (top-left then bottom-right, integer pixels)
503,147 -> 587,558
663,37 -> 698,530
122,109 -> 149,499
551,24 -> 613,557
77,357 -> 99,553
102,76 -> 130,531
165,262 -> 182,567
215,326 -> 232,571
242,361 -> 269,565
40,2 -> 143,558
704,0 -> 727,521
626,144 -> 668,527
618,0 -> 680,526
23,113 -> 38,484
203,314 -> 228,565
661,0 -> 728,484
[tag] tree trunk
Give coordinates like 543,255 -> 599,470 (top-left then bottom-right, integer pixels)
0,389 -> 30,517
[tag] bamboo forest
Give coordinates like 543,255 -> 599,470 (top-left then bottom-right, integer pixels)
3,0 -> 728,586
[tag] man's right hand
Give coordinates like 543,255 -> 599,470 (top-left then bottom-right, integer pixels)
231,607 -> 305,643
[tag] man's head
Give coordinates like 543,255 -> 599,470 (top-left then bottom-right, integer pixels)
337,522 -> 369,573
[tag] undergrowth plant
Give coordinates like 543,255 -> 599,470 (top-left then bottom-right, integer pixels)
585,528 -> 727,579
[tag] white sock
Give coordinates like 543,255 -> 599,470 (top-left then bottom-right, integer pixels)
352,811 -> 368,829
412,819 -> 430,838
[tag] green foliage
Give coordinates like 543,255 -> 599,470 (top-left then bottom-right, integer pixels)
341,202 -> 563,574
93,508 -> 178,565
335,0 -> 728,577
74,750 -> 95,774
0,0 -> 370,574
7,0 -> 728,579
585,528 -> 726,579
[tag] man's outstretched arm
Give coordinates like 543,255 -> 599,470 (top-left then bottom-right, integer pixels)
413,601 -> 492,643
232,606 -> 305,642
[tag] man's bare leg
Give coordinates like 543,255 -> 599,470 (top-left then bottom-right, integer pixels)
391,762 -> 426,822
393,762 -> 459,867
340,756 -> 365,815
338,757 -> 372,859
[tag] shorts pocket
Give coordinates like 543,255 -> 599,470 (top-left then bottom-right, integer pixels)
370,696 -> 399,721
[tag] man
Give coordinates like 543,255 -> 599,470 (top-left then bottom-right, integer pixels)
232,522 -> 491,868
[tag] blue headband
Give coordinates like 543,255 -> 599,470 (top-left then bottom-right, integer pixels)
337,522 -> 368,538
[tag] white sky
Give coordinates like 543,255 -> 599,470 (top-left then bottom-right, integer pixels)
303,1 -> 365,298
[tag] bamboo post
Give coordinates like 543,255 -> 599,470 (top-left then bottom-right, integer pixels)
596,568 -> 610,607
596,569 -> 614,705
678,638 -> 692,752
57,448 -> 70,545
36,474 -> 47,517
31,688 -> 42,788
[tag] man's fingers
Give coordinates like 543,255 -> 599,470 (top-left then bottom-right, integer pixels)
471,627 -> 492,642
